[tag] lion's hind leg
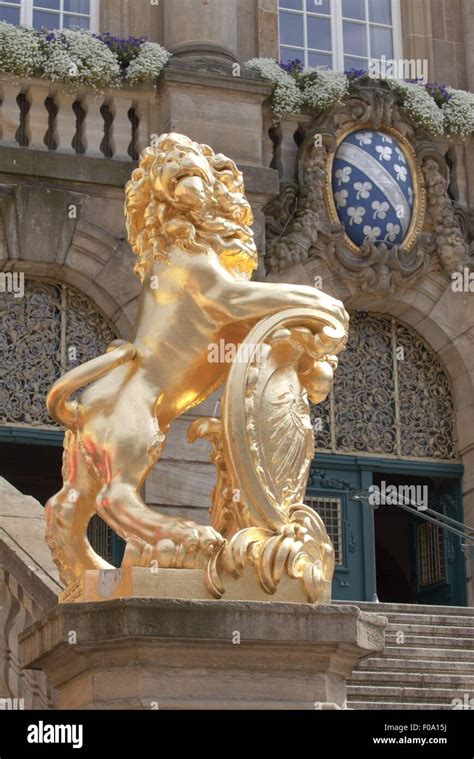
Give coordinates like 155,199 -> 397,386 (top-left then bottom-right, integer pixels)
95,478 -> 224,570
45,433 -> 113,586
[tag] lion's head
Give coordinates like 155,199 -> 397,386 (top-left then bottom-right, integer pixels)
124,133 -> 257,281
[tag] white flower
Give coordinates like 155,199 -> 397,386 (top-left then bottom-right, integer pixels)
125,41 -> 170,86
334,189 -> 348,208
380,135 -> 393,143
385,222 -> 401,242
386,79 -> 444,136
347,206 -> 365,225
335,166 -> 352,186
40,29 -> 121,88
408,187 -> 413,200
299,67 -> 349,111
244,58 -> 302,120
376,145 -> 392,161
355,131 -> 373,145
354,181 -> 372,199
395,147 -> 406,164
372,200 -> 389,219
0,21 -> 43,77
442,87 -> 474,138
394,164 -> 407,181
363,225 -> 381,243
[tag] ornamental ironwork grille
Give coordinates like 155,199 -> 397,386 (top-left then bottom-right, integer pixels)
417,521 -> 446,587
87,514 -> 114,564
0,280 -> 116,428
304,495 -> 343,565
311,313 -> 456,461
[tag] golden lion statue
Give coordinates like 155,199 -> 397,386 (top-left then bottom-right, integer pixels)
45,133 -> 348,600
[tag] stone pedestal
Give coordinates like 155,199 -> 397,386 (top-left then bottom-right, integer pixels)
19,599 -> 386,710
57,567 -> 333,604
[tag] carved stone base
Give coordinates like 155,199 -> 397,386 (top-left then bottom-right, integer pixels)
19,598 -> 386,709
58,567 -> 332,604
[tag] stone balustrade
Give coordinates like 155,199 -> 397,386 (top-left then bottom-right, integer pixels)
0,477 -> 62,709
0,76 -> 156,162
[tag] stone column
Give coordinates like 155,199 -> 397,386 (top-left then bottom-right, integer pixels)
20,598 -> 386,709
163,0 -> 239,62
400,0 -> 435,82
462,0 -> 474,92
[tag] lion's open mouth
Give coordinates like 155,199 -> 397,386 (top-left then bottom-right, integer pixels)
173,168 -> 210,187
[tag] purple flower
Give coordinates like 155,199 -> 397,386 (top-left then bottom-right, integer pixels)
422,81 -> 453,106
92,31 -> 148,76
279,58 -> 303,74
345,68 -> 367,80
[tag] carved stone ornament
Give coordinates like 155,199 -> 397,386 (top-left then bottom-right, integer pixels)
265,81 -> 471,294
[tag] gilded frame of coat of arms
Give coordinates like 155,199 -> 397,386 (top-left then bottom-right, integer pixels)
324,122 -> 426,256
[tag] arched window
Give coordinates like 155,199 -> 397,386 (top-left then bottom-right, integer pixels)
278,0 -> 402,72
0,279 -> 115,429
0,0 -> 99,31
311,313 -> 456,461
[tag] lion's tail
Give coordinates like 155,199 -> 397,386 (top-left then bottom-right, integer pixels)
46,339 -> 137,428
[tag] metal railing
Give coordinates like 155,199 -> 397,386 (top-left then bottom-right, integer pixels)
351,489 -> 474,603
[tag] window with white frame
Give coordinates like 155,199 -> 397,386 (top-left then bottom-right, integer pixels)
278,0 -> 401,73
0,0 -> 99,31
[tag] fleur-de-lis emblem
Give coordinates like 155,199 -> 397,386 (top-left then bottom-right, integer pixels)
354,181 -> 372,199
355,131 -> 373,146
380,135 -> 393,143
363,225 -> 381,243
335,166 -> 352,186
347,206 -> 365,225
372,200 -> 389,219
376,145 -> 392,161
394,164 -> 407,181
334,189 -> 348,208
385,222 -> 401,242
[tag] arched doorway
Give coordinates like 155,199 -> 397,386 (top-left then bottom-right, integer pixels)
305,313 -> 466,605
0,278 -> 124,566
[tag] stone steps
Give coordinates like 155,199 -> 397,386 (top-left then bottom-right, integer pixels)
351,670 -> 474,687
346,601 -> 474,616
347,685 -> 473,703
385,624 -> 474,637
357,656 -> 474,673
349,701 -> 456,710
382,645 -> 474,660
346,602 -> 474,710
385,634 -> 474,648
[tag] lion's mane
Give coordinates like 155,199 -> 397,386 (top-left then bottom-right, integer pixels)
124,133 -> 257,281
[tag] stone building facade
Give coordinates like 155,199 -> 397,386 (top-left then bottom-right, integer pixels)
0,0 -> 473,612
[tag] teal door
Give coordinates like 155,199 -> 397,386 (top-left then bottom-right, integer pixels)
305,460 -> 370,601
305,454 -> 466,605
412,479 -> 466,607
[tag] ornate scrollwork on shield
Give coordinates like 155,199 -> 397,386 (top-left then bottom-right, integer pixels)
265,81 -> 470,294
189,307 -> 347,603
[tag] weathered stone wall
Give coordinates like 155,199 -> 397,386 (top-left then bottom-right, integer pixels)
99,0 -> 278,62
400,0 -> 469,88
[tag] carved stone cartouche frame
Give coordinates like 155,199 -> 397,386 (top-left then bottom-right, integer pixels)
265,78 -> 470,294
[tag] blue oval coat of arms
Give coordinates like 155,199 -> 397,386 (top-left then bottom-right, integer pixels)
331,130 -> 414,249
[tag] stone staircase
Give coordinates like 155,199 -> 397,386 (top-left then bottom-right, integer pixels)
346,602 -> 474,710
